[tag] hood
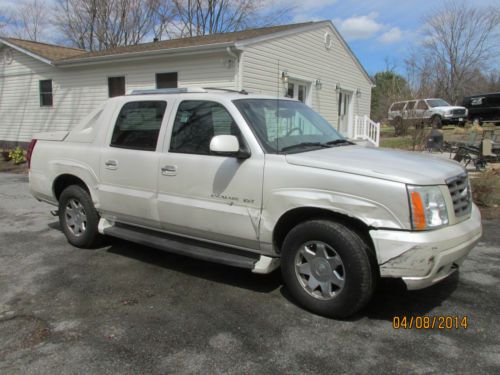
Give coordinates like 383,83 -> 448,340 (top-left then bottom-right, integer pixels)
432,105 -> 466,111
285,146 -> 465,185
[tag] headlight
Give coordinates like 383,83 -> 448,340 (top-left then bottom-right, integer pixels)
407,185 -> 448,230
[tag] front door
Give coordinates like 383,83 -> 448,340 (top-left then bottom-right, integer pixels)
157,99 -> 264,250
337,91 -> 351,135
99,100 -> 169,228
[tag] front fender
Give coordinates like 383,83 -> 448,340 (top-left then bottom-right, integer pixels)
259,188 -> 406,252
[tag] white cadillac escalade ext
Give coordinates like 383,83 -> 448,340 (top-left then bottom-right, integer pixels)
28,88 -> 482,318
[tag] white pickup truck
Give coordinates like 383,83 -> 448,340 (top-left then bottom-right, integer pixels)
29,88 -> 482,318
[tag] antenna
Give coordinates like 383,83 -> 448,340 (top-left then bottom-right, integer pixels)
277,60 -> 280,153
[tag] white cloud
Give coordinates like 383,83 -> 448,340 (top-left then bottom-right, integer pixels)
378,27 -> 402,44
336,12 -> 383,40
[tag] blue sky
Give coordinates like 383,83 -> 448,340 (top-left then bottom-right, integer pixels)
282,0 -> 500,75
1,0 -> 499,75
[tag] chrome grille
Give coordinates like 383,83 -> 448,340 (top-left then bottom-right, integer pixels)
446,173 -> 471,217
452,109 -> 466,116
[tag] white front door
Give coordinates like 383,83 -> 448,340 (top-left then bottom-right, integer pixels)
156,99 -> 264,250
286,80 -> 309,104
337,91 -> 352,135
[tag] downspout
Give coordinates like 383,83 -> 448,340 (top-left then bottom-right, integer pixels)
226,46 -> 240,90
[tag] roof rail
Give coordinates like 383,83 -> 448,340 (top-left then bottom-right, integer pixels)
127,88 -> 207,95
203,87 -> 249,95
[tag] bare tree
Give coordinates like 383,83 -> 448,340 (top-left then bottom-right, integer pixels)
55,0 -> 175,51
171,0 -> 293,37
408,0 -> 500,104
0,0 -> 49,41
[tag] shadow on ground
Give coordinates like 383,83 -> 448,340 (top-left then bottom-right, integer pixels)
47,220 -> 460,321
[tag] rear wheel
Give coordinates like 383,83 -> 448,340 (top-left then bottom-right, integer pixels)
59,185 -> 102,248
281,220 -> 376,318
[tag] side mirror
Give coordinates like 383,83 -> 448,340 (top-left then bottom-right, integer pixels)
209,135 -> 250,159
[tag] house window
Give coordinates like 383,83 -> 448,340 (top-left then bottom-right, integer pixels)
111,101 -> 167,151
156,72 -> 178,89
39,80 -> 53,107
108,76 -> 125,97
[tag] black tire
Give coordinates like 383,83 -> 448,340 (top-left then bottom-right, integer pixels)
431,115 -> 442,129
281,220 -> 376,318
58,185 -> 102,248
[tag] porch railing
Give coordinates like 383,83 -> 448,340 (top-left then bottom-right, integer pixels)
353,115 -> 380,147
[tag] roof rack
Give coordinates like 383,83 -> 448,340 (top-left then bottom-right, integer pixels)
127,88 -> 207,95
203,87 -> 249,95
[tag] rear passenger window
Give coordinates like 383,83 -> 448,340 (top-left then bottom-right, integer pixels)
416,100 -> 428,110
391,102 -> 404,111
170,101 -> 242,155
111,101 -> 167,151
406,101 -> 416,110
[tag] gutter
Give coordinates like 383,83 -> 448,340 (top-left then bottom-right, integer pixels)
0,38 -> 54,66
55,42 -> 235,68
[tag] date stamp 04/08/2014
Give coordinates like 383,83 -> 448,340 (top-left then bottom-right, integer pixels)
392,316 -> 469,330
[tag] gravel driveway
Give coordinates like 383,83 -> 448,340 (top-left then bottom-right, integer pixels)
0,173 -> 499,374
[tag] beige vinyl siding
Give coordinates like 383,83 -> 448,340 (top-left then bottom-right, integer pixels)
0,47 -> 235,142
240,25 -> 372,129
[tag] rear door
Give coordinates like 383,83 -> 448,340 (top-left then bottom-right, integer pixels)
415,100 -> 429,122
156,99 -> 264,249
98,99 -> 169,228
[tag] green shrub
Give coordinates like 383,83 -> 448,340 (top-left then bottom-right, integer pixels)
8,146 -> 26,165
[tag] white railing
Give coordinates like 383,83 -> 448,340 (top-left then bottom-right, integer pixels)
353,115 -> 380,147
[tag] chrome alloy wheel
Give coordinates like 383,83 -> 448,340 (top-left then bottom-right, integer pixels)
65,198 -> 87,236
294,241 -> 345,300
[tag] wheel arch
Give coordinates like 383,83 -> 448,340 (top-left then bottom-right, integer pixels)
53,174 -> 92,202
272,206 -> 375,256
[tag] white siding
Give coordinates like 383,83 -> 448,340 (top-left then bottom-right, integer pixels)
240,25 -> 372,129
0,47 -> 235,142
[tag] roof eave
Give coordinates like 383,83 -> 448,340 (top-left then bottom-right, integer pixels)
234,21 -> 330,48
324,21 -> 375,87
55,41 -> 235,67
0,37 -> 54,66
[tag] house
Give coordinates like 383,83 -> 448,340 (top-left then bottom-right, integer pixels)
0,21 -> 377,148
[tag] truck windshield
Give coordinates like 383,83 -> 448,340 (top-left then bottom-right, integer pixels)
233,99 -> 347,154
427,99 -> 450,107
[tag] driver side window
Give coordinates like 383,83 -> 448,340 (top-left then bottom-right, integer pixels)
169,101 -> 243,155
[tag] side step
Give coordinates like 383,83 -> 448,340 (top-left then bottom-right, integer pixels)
102,221 -> 263,270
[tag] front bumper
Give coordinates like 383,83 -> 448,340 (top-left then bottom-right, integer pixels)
370,204 -> 482,290
442,117 -> 466,125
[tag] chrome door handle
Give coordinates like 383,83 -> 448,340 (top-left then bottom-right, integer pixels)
161,165 -> 177,176
105,159 -> 118,169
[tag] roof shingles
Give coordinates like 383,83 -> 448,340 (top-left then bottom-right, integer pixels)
1,22 -> 317,64
3,38 -> 85,61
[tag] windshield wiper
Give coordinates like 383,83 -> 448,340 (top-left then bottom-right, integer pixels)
280,142 -> 330,152
325,139 -> 354,146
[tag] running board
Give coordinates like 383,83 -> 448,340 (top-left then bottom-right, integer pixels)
100,220 -> 279,272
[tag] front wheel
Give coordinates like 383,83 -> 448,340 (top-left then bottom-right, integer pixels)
431,115 -> 442,129
281,220 -> 376,318
59,185 -> 102,248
